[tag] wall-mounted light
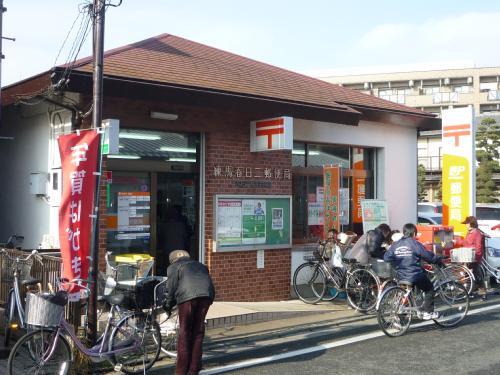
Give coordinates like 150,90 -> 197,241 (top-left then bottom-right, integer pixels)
168,158 -> 196,163
107,155 -> 141,159
159,146 -> 196,153
150,111 -> 179,121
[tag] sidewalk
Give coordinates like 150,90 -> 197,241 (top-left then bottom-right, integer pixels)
204,298 -> 356,329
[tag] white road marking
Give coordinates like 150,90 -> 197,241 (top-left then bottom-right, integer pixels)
200,303 -> 500,374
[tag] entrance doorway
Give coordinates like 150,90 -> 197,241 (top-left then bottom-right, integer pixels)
156,172 -> 198,274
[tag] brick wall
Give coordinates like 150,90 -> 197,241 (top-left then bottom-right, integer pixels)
96,96 -> 293,301
204,128 -> 292,301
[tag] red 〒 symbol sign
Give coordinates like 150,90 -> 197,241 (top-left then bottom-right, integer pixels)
443,124 -> 471,147
255,118 -> 285,149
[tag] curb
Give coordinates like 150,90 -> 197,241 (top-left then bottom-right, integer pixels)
205,308 -> 338,330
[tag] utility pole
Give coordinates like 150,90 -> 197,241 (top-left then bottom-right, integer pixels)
88,0 -> 105,344
0,1 -> 6,127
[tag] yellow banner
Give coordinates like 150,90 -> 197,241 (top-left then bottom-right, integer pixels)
442,155 -> 469,237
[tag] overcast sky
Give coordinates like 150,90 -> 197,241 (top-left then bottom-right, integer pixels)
3,0 -> 500,85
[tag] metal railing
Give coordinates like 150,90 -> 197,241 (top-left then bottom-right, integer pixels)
418,156 -> 442,171
0,248 -> 81,326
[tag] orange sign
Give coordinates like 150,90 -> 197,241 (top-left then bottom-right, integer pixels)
352,148 -> 365,223
323,166 -> 340,236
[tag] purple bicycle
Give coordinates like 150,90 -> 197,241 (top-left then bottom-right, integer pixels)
7,278 -> 162,375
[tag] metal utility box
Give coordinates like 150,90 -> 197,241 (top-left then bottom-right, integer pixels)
29,172 -> 48,196
416,224 -> 455,257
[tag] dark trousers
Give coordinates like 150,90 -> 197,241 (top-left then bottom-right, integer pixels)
415,276 -> 434,313
176,297 -> 212,375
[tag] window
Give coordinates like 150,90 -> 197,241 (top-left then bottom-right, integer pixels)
292,145 -> 375,242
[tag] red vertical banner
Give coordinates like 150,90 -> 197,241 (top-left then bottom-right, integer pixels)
323,166 -> 340,237
58,130 -> 100,300
352,148 -> 366,224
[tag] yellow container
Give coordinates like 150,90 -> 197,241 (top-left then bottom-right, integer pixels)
115,253 -> 153,263
112,253 -> 155,282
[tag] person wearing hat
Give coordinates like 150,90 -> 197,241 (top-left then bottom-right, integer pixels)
164,250 -> 215,375
462,215 -> 487,301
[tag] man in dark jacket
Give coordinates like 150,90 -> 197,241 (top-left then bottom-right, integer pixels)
344,223 -> 391,264
384,223 -> 442,320
164,250 -> 215,375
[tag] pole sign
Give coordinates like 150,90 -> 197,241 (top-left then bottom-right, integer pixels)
58,130 -> 100,300
441,107 -> 476,236
352,148 -> 365,224
323,166 -> 340,236
250,116 -> 293,152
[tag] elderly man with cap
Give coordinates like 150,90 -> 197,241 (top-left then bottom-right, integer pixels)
462,216 -> 487,301
164,250 -> 215,375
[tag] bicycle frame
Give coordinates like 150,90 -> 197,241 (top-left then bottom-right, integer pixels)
481,257 -> 500,283
37,309 -> 145,367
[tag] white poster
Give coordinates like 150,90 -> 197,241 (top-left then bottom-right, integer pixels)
339,188 -> 349,226
216,200 -> 243,246
308,202 -> 324,226
272,208 -> 284,230
316,186 -> 324,203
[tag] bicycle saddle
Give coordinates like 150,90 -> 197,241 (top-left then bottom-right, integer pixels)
105,293 -> 125,306
342,258 -> 357,265
21,278 -> 41,287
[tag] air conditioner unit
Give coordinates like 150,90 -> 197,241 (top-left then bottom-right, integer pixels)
364,82 -> 371,90
443,77 -> 450,85
409,80 -> 414,87
467,76 -> 473,84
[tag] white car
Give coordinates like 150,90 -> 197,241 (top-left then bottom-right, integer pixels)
476,204 -> 500,244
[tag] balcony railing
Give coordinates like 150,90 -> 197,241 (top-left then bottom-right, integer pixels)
418,156 -> 442,171
488,90 -> 500,101
432,92 -> 459,104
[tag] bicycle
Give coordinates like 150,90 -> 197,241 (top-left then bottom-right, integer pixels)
7,278 -> 162,375
293,241 -> 381,312
103,251 -> 179,358
376,263 -> 469,337
1,248 -> 43,346
428,262 -> 475,295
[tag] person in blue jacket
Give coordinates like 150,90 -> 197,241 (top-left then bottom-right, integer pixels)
384,223 -> 442,320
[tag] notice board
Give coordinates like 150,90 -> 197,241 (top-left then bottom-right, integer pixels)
214,195 -> 292,251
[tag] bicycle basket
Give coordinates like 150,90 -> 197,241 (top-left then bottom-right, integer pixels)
451,247 -> 476,263
25,292 -> 66,328
0,253 -> 33,283
116,276 -> 164,310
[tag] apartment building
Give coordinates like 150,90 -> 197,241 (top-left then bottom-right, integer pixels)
316,63 -> 500,201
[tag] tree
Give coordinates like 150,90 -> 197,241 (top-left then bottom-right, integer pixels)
417,164 -> 428,201
476,117 -> 500,203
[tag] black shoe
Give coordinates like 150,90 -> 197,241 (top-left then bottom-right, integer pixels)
481,295 -> 488,302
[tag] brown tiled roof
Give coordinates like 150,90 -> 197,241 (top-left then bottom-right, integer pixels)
68,34 -> 434,119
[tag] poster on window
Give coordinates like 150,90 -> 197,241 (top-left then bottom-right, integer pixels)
339,188 -> 349,225
361,199 -> 389,233
308,202 -> 324,226
58,130 -> 100,301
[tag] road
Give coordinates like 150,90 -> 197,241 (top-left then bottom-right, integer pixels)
201,302 -> 500,375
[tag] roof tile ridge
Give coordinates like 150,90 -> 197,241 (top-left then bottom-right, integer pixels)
58,32 -> 173,70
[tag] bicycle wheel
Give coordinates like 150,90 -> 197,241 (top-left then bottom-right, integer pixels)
4,290 -> 15,347
156,310 -> 179,357
345,268 -> 379,312
323,267 -> 343,301
377,287 -> 412,337
444,264 -> 475,295
7,329 -> 71,375
109,312 -> 161,374
433,280 -> 469,328
293,262 -> 326,304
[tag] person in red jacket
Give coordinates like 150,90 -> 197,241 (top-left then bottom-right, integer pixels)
462,216 -> 487,301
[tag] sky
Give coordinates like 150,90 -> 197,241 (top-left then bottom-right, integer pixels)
3,0 -> 500,86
